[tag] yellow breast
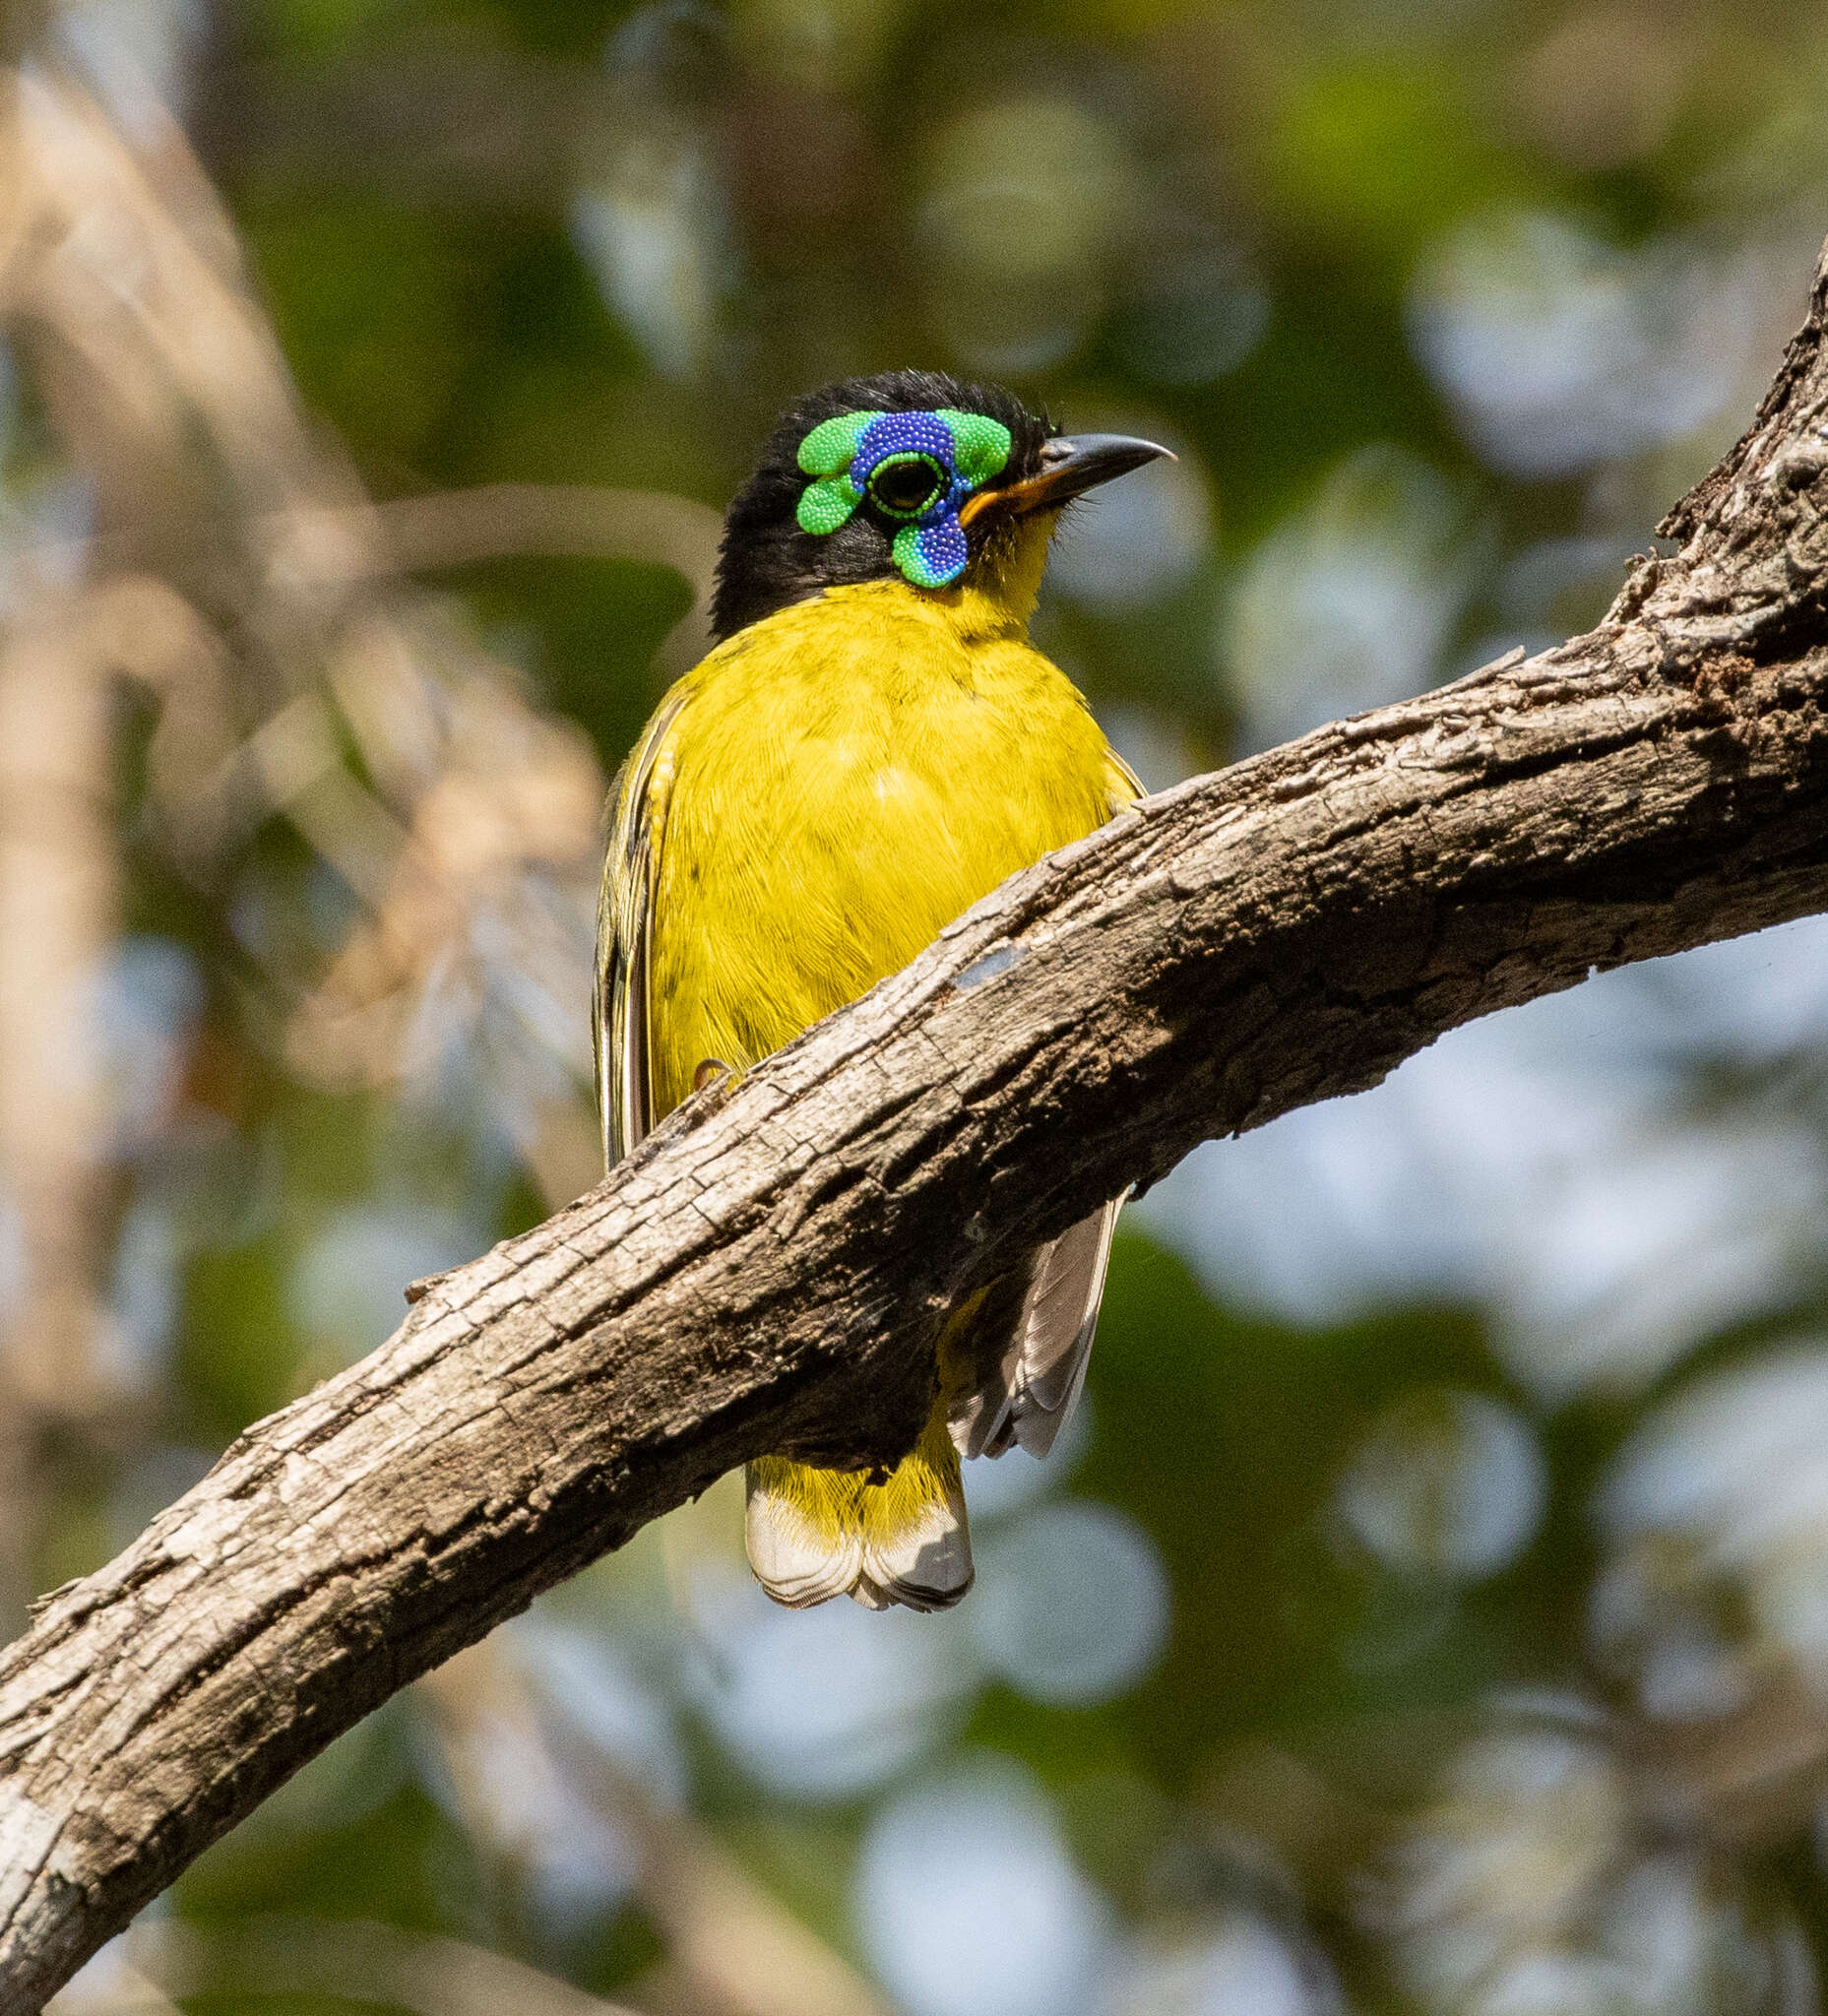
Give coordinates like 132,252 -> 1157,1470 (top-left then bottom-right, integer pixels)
646,573 -> 1130,1119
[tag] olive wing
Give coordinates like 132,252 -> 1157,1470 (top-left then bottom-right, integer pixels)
595,687 -> 691,1168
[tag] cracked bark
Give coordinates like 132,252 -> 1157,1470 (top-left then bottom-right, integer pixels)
8,243 -> 1828,2011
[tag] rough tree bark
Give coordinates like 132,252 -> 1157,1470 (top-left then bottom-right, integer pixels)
6,242 -> 1828,2010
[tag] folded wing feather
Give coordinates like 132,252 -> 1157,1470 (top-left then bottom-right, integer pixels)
949,1195 -> 1124,1462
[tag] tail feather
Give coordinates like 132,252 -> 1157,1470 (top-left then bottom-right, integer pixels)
857,1436 -> 973,1611
741,1468 -> 864,1607
745,1402 -> 973,1612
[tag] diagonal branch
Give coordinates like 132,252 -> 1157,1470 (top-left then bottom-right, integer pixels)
8,239 -> 1828,2012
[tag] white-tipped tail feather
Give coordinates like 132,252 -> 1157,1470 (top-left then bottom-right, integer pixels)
856,1464 -> 973,1611
742,1477 -> 865,1608
743,1407 -> 975,1613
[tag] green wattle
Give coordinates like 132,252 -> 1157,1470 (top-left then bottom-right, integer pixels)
796,410 -> 882,476
936,410 -> 1011,485
893,522 -> 964,588
796,473 -> 859,536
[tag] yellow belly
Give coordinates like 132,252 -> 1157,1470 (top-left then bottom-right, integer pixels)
647,578 -> 1125,1114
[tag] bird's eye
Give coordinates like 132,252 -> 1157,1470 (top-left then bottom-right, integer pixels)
866,454 -> 946,519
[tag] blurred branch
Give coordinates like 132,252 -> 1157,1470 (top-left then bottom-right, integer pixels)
99,1917 -> 637,2015
284,482 -> 721,590
0,573 -> 125,1618
1635,1666 -> 1828,1853
0,62 -> 620,1217
0,56 -> 630,1625
38,1944 -> 181,2016
0,567 -> 234,1614
278,484 -> 722,673
419,1641 -> 890,2016
15,134 -> 1828,2016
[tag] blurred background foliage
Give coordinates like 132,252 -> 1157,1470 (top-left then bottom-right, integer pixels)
18,0 -> 1828,2011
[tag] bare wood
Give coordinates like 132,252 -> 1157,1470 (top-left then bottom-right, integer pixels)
8,241 -> 1828,2011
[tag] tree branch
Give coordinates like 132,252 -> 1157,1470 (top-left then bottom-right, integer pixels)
8,242 -> 1828,2012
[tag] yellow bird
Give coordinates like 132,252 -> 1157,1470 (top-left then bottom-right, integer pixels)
597,370 -> 1166,1612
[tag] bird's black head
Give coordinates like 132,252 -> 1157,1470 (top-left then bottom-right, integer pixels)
709,369 -> 1167,641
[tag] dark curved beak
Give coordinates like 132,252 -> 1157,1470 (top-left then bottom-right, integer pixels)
958,432 -> 1175,527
